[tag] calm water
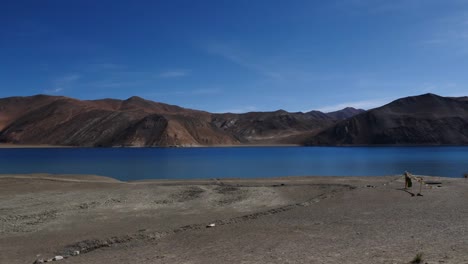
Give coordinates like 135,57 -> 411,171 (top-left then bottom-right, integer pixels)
0,147 -> 467,181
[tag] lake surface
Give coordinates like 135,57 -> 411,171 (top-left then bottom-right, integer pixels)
0,147 -> 467,181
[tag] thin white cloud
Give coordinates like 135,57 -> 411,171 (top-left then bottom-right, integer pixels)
88,80 -> 144,89
44,73 -> 81,94
333,0 -> 436,15
202,41 -> 357,86
87,63 -> 127,72
316,98 -> 392,112
145,88 -> 221,98
420,13 -> 468,54
190,88 -> 220,95
205,42 -> 282,79
54,74 -> 81,85
44,87 -> 63,94
219,106 -> 258,114
423,30 -> 468,46
158,70 -> 190,78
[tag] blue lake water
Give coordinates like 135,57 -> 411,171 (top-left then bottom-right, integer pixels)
0,147 -> 467,181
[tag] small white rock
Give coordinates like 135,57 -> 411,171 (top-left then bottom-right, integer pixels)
53,256 -> 64,261
206,223 -> 216,228
72,250 -> 80,256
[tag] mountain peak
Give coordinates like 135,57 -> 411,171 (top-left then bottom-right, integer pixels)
274,109 -> 288,114
342,107 -> 358,111
125,96 -> 146,101
420,93 -> 439,97
396,93 -> 442,102
325,107 -> 365,120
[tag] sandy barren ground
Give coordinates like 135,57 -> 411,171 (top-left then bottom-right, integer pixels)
0,174 -> 467,264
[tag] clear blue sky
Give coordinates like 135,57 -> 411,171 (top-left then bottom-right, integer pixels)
1,0 -> 468,113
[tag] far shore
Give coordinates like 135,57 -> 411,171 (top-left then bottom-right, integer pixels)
0,143 -> 301,149
3,142 -> 468,149
0,143 -> 74,148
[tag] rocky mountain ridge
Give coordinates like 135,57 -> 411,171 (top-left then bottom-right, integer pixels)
0,95 -> 363,147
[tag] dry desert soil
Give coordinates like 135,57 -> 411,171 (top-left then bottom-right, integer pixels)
0,174 -> 467,264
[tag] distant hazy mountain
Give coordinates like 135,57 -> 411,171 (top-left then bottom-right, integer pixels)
325,107 -> 366,120
0,95 -> 363,147
306,93 -> 468,145
211,109 -> 352,144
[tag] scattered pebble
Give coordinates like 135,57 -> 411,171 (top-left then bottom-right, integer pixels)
53,256 -> 64,261
206,223 -> 216,228
72,250 -> 80,256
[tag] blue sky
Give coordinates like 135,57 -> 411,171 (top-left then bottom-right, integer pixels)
1,0 -> 468,113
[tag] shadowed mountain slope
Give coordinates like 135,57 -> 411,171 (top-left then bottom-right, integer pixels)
306,94 -> 468,145
325,107 -> 366,120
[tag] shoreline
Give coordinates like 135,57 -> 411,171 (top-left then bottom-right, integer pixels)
2,143 -> 468,149
0,173 -> 456,183
0,143 -> 301,149
0,143 -> 74,148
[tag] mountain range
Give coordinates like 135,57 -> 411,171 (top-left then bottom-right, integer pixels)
0,94 -> 362,147
1,93 -> 467,147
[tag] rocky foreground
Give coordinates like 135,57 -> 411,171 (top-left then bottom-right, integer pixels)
0,174 -> 467,264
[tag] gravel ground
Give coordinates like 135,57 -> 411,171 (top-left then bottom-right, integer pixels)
0,174 -> 466,264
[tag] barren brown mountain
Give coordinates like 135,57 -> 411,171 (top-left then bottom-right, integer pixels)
0,95 -> 362,147
212,110 -> 333,144
307,93 -> 468,145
